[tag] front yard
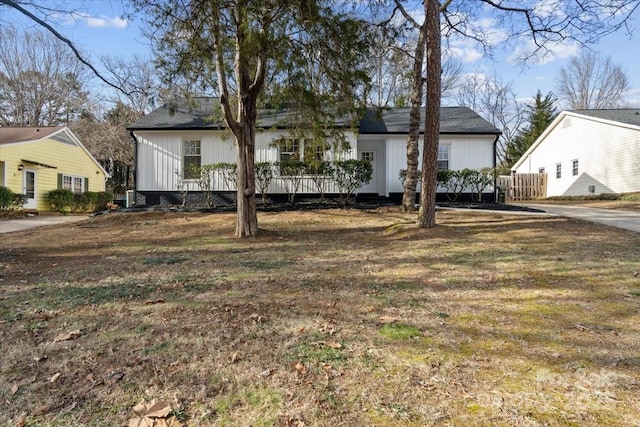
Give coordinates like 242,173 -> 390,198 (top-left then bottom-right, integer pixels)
1,208 -> 638,426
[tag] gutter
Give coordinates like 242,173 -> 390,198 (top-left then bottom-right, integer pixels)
129,131 -> 139,207
492,133 -> 500,202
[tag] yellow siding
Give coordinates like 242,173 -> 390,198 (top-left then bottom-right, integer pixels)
0,139 -> 106,212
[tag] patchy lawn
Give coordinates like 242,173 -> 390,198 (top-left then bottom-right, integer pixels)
1,208 -> 639,426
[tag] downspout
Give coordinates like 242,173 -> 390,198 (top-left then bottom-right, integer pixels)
129,131 -> 139,207
492,133 -> 499,202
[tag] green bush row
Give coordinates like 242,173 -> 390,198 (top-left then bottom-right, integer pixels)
180,159 -> 373,207
48,189 -> 114,213
0,186 -> 27,211
400,167 -> 497,202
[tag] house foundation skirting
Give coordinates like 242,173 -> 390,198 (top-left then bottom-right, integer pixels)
134,191 -> 495,208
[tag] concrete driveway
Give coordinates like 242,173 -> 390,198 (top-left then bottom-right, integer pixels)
0,215 -> 89,234
515,204 -> 640,233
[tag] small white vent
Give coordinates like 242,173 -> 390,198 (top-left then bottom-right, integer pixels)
562,117 -> 572,128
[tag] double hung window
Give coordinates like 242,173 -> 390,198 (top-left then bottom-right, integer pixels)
183,139 -> 201,179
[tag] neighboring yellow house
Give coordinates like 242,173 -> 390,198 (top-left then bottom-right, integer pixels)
0,126 -> 109,213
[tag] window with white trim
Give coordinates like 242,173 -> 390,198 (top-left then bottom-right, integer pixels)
183,139 -> 201,179
572,159 -> 579,176
556,163 -> 562,179
437,145 -> 449,170
277,138 -> 327,174
62,174 -> 85,193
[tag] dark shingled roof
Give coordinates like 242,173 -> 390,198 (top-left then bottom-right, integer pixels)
571,109 -> 640,127
127,97 -> 352,130
128,97 -> 501,135
359,107 -> 500,134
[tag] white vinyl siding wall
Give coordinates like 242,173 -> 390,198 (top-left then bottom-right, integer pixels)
135,130 -> 357,193
383,134 -> 495,195
514,114 -> 640,196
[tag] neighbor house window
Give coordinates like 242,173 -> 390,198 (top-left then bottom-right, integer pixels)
183,139 -> 201,179
556,163 -> 562,179
62,174 -> 84,193
572,159 -> 579,176
437,145 -> 449,170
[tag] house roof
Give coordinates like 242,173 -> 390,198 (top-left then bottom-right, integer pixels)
127,97 -> 501,135
0,126 -> 66,145
0,126 -> 110,178
570,109 -> 640,127
127,97 -> 351,130
359,107 -> 501,135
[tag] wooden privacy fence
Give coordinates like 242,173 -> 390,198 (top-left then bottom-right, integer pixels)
497,173 -> 547,201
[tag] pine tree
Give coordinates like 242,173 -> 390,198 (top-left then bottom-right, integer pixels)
504,91 -> 557,168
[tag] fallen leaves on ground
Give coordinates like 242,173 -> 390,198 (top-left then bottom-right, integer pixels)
128,399 -> 183,427
53,329 -> 81,343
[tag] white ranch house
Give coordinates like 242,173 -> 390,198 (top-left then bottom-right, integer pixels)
512,109 -> 640,197
127,98 -> 500,206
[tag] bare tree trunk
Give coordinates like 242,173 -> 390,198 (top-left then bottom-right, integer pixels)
234,101 -> 259,237
401,7 -> 427,212
418,0 -> 441,228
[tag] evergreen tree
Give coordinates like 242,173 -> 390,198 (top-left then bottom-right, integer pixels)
504,91 -> 557,168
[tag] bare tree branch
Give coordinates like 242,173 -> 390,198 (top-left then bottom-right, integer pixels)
0,0 -> 133,96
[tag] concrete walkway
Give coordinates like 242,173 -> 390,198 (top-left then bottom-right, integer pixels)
514,204 -> 640,233
0,215 -> 89,234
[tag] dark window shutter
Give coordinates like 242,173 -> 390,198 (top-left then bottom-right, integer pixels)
84,177 -> 89,191
57,173 -> 63,189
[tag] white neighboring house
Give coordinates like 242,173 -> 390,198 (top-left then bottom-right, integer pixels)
512,109 -> 640,197
127,97 -> 500,206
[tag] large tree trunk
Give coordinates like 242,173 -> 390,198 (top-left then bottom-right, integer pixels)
234,102 -> 259,237
418,0 -> 441,228
401,8 -> 427,212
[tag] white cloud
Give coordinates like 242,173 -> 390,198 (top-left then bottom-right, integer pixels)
76,13 -> 128,29
623,88 -> 640,107
449,45 -> 483,63
507,39 -> 579,65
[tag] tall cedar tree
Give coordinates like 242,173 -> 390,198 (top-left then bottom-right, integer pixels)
394,0 -> 639,228
132,0 -> 371,237
504,91 -> 557,168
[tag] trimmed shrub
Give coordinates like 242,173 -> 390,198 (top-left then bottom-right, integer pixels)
255,162 -> 275,204
278,160 -> 306,205
0,186 -> 26,211
333,159 -> 373,207
72,193 -> 91,212
306,160 -> 334,203
96,192 -> 114,211
48,189 -> 74,213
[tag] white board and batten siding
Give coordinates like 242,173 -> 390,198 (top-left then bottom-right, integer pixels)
136,129 -> 358,193
513,114 -> 640,197
383,134 -> 496,196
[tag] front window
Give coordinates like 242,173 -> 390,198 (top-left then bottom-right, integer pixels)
183,139 -> 201,179
63,175 -> 72,191
572,159 -> 579,176
277,138 -> 326,173
279,138 -> 301,164
437,145 -> 449,170
556,163 -> 562,179
63,174 -> 84,193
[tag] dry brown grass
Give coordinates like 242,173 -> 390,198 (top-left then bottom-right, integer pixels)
1,208 -> 639,426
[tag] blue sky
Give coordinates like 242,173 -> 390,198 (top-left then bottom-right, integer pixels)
2,0 -> 639,109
